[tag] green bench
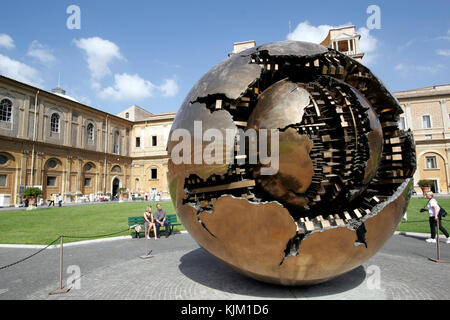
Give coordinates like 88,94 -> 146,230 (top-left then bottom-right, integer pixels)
127,214 -> 182,238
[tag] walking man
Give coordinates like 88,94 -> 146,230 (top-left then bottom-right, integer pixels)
48,194 -> 55,207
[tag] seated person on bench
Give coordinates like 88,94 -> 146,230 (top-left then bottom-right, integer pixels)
154,203 -> 170,238
144,206 -> 158,240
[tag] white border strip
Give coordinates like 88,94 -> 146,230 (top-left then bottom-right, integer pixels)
0,235 -> 132,250
0,231 -> 189,249
394,231 -> 447,239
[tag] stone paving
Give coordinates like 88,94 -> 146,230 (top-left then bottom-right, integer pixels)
1,232 -> 449,300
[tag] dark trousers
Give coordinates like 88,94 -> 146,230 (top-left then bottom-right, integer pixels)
155,220 -> 170,236
429,216 -> 449,239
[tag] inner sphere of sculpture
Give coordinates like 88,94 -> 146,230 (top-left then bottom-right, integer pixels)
167,41 -> 416,286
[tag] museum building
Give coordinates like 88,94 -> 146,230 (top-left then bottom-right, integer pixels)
0,75 -> 175,206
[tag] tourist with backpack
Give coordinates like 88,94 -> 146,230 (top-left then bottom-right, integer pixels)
421,191 -> 450,244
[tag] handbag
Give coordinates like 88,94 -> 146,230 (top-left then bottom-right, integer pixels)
421,200 -> 447,218
440,207 -> 448,218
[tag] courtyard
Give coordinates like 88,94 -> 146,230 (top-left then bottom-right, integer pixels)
0,232 -> 449,300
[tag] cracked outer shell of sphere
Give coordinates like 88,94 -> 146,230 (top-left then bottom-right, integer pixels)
168,41 -> 416,286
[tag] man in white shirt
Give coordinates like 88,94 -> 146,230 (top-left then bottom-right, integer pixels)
425,191 -> 450,243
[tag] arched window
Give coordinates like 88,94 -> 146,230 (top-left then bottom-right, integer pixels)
0,99 -> 12,123
87,123 -> 94,141
51,113 -> 60,133
111,165 -> 122,173
113,131 -> 120,154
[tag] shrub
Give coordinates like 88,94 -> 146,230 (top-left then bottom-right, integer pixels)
22,187 -> 43,198
418,180 -> 434,188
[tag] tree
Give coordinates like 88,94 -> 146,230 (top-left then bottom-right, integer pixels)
22,187 -> 43,210
22,187 -> 43,198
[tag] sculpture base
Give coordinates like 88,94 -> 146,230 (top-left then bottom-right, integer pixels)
49,287 -> 70,295
428,258 -> 450,264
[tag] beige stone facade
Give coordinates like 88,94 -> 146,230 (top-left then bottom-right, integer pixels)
0,75 -> 175,206
320,26 -> 364,62
395,84 -> 450,194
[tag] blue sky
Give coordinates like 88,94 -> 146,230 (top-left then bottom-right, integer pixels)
0,0 -> 449,115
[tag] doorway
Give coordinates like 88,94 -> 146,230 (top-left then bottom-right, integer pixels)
112,178 -> 120,200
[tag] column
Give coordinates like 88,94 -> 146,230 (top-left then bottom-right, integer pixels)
37,101 -> 45,142
105,160 -> 110,193
35,152 -> 44,186
65,111 -> 72,146
440,99 -> 449,136
130,162 -> 135,193
20,150 -> 29,187
98,160 -> 104,194
405,103 -> 413,130
76,157 -> 83,194
19,97 -> 30,138
65,156 -> 72,202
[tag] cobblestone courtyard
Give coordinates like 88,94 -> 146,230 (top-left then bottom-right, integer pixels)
0,233 -> 449,300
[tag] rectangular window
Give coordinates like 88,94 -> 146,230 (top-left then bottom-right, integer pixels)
136,137 -> 141,148
426,156 -> 437,169
47,176 -> 57,187
84,178 -> 91,187
399,117 -> 406,130
422,115 -> 431,129
0,174 -> 6,187
151,169 -> 158,180
425,135 -> 433,140
152,136 -> 157,147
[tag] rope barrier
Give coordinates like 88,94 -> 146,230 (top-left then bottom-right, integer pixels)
62,228 -> 130,239
0,228 -> 131,271
0,236 -> 61,271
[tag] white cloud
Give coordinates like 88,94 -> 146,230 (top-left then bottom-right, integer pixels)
357,27 -> 378,65
98,73 -> 155,101
0,34 -> 14,49
436,49 -> 450,57
394,63 -> 406,72
73,37 -> 124,80
397,38 -> 416,52
395,62 -> 446,76
158,78 -> 179,97
27,40 -> 55,64
287,21 -> 350,43
286,21 -> 379,65
0,53 -> 42,86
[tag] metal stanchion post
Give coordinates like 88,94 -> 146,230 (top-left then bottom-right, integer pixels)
49,236 -> 70,295
429,217 -> 450,264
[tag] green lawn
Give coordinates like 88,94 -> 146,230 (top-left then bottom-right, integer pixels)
0,201 -> 181,245
398,198 -> 450,235
0,199 -> 449,245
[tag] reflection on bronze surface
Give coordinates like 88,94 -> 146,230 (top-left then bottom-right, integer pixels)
168,41 -> 416,285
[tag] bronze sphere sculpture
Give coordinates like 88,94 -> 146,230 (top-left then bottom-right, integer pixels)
168,41 -> 416,285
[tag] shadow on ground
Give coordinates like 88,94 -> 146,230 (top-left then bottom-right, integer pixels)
179,248 -> 367,299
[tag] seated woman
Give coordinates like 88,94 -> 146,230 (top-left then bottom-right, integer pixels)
144,206 -> 158,240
